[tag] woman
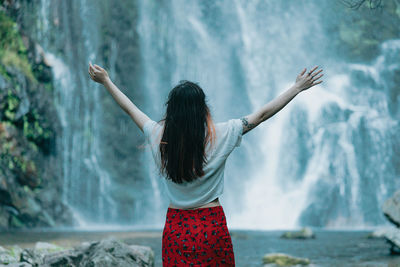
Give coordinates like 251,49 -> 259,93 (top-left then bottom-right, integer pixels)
88,62 -> 323,266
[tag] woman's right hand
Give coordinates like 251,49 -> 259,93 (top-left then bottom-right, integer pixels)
294,66 -> 323,92
88,62 -> 110,85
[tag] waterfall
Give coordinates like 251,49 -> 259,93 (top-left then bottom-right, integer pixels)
29,0 -> 399,229
35,0 -> 117,227
136,0 -> 400,230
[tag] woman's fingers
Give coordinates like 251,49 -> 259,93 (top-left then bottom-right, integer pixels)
89,62 -> 98,72
88,62 -> 100,82
312,80 -> 323,86
89,63 -> 95,74
312,69 -> 323,77
309,65 -> 319,75
299,68 -> 307,76
312,73 -> 323,82
94,64 -> 102,71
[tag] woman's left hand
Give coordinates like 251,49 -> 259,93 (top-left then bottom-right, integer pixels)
88,62 -> 110,84
294,65 -> 323,92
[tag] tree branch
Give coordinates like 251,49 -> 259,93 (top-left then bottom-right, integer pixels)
340,0 -> 383,9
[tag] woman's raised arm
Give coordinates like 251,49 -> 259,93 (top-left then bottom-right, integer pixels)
240,66 -> 323,135
88,62 -> 150,132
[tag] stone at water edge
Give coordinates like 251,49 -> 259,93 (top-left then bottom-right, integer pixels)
43,237 -> 155,267
34,241 -> 66,252
280,227 -> 316,239
1,238 -> 154,266
4,263 -> 32,267
0,245 -> 19,265
19,242 -> 69,265
129,244 -> 155,265
0,245 -> 25,265
262,252 -> 311,266
382,227 -> 400,255
366,226 -> 397,239
382,190 -> 400,228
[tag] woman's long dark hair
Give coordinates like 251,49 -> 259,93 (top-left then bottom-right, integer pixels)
159,80 -> 216,184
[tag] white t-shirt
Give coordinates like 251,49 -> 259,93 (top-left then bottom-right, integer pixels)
143,118 -> 243,209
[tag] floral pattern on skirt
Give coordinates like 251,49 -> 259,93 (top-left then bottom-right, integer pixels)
162,205 -> 235,266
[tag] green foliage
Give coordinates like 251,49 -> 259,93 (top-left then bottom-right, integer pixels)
0,121 -> 39,184
0,62 -> 10,80
22,110 -> 52,142
44,81 -> 53,92
28,140 -> 39,152
8,158 -> 14,170
2,89 -> 20,121
12,155 -> 31,174
0,89 -> 53,154
0,11 -> 36,83
8,246 -> 20,260
337,0 -> 400,61
9,214 -> 24,228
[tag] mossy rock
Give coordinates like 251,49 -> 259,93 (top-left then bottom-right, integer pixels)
9,214 -> 25,229
0,11 -> 36,83
280,227 -> 316,239
262,253 -> 310,266
34,242 -> 66,253
0,246 -> 19,265
0,88 -> 20,122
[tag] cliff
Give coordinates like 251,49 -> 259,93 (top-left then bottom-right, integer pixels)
0,1 -> 75,229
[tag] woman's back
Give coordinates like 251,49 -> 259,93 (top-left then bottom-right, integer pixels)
143,118 -> 243,209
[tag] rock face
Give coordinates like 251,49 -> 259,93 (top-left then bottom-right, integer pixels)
382,190 -> 400,228
262,253 -> 310,266
0,2 -> 76,229
280,227 -> 316,239
381,228 -> 400,255
379,189 -> 400,254
366,226 -> 397,239
0,237 -> 154,267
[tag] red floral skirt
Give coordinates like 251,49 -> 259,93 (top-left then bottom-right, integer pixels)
162,205 -> 235,266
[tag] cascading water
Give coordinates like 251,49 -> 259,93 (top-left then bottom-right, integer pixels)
136,0 -> 400,230
232,39 -> 400,229
28,0 -> 399,230
34,0 -> 118,227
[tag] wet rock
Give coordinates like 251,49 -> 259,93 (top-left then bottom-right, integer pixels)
0,249 -> 18,265
0,206 -> 10,229
262,252 -> 311,266
77,238 -> 154,267
0,73 -> 9,89
0,245 -> 22,265
280,227 -> 316,239
5,263 -> 32,267
382,190 -> 400,228
20,242 -> 69,266
40,249 -> 81,266
366,226 -> 397,239
12,237 -> 154,267
34,241 -> 65,252
382,227 -> 400,255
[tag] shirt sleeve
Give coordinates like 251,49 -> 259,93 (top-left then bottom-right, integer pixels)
143,119 -> 159,143
228,118 -> 244,148
143,119 -> 163,167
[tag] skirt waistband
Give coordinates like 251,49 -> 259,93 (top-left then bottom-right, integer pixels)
167,205 -> 224,215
